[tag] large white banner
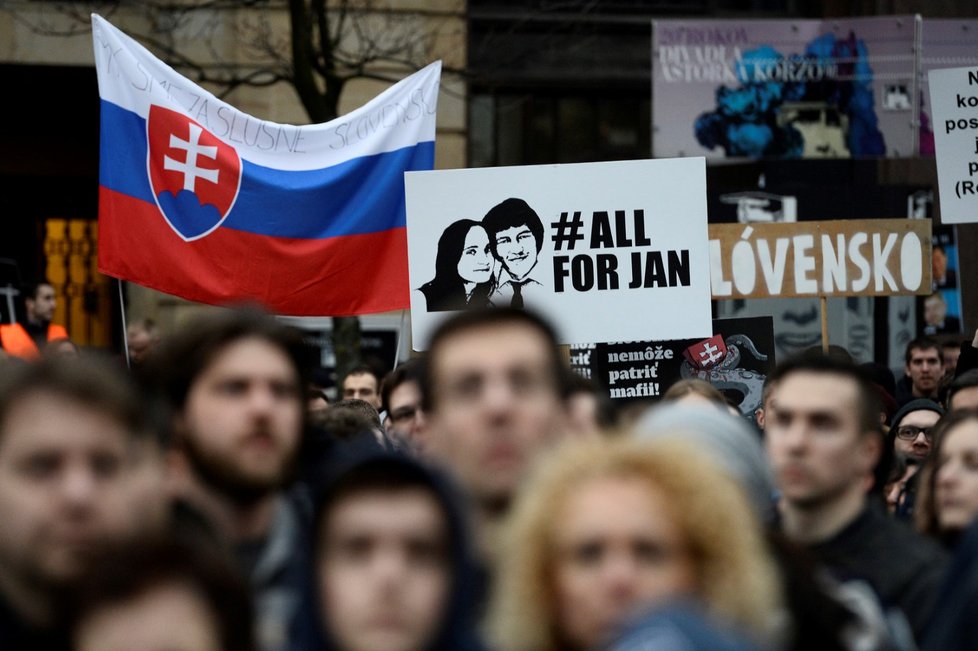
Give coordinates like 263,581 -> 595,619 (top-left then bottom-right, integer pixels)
405,158 -> 713,350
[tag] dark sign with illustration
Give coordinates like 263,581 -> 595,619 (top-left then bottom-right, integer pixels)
590,317 -> 775,418
405,159 -> 713,350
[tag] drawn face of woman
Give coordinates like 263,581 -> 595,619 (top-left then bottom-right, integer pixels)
457,226 -> 492,284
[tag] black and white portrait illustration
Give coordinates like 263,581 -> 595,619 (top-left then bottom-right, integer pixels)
416,219 -> 495,312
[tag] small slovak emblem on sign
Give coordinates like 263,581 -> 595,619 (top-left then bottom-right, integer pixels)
147,105 -> 242,241
683,334 -> 728,371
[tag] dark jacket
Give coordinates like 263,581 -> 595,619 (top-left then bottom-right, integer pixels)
922,515 -> 978,651
808,505 -> 948,643
0,592 -> 69,651
294,443 -> 487,651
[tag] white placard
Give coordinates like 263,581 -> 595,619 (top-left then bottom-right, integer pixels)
928,66 -> 978,224
405,158 -> 713,350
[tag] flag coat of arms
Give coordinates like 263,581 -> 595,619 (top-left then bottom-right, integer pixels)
92,14 -> 440,315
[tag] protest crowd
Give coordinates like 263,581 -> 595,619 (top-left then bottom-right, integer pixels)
2,281 -> 978,651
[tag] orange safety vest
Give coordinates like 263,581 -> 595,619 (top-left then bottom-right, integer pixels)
0,323 -> 69,359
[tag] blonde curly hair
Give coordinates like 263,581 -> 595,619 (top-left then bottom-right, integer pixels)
488,437 -> 782,651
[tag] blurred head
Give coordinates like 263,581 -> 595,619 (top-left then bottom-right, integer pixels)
421,308 -> 566,510
948,370 -> 978,413
764,353 -> 881,513
0,358 -> 167,616
69,537 -> 255,651
127,319 -> 161,365
905,338 -> 944,397
150,308 -> 308,505
661,379 -> 728,411
942,342 -> 962,379
25,282 -> 56,323
381,360 -> 428,449
489,439 -> 780,651
343,367 -> 383,410
313,454 -> 477,651
42,338 -> 79,358
917,410 -> 978,542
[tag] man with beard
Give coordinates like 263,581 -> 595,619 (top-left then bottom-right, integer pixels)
0,357 -> 169,650
150,308 -> 310,651
482,198 -> 545,308
0,282 -> 69,360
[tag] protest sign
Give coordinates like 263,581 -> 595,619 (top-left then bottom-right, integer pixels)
928,66 -> 978,224
652,17 -> 917,159
708,219 -> 932,299
405,158 -> 713,349
590,317 -> 775,418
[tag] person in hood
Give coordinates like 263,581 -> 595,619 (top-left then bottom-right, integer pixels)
303,446 -> 486,651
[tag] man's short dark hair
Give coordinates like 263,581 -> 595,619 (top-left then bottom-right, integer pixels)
948,370 -> 978,409
67,536 -> 255,651
905,336 -> 943,365
420,307 -> 564,412
482,198 -> 544,257
381,358 -> 426,415
147,307 -> 312,412
22,281 -> 52,303
768,350 -> 882,437
0,357 -> 159,447
342,365 -> 382,390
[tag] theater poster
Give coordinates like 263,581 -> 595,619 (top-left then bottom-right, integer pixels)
653,17 -> 918,159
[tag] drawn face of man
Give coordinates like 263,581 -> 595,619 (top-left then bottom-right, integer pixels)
457,227 -> 492,285
493,225 -> 538,282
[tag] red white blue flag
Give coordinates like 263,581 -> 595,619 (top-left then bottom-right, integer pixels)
92,14 -> 439,315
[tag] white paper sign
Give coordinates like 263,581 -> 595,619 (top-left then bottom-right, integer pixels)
405,158 -> 713,350
928,66 -> 978,224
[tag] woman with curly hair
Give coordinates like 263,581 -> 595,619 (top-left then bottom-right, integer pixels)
488,438 -> 782,651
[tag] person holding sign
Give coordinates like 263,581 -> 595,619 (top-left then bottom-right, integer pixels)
482,198 -> 545,308
417,220 -> 496,312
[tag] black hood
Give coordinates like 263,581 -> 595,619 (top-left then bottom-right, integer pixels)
296,438 -> 487,651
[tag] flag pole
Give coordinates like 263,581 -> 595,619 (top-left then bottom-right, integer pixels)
118,279 -> 131,368
393,309 -> 407,368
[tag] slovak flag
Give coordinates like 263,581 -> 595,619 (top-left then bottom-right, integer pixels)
92,14 -> 439,315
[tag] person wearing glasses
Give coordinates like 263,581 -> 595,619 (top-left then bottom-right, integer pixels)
888,399 -> 945,463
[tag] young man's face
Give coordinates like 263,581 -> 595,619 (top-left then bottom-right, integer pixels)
318,488 -> 451,651
906,347 -> 943,396
765,372 -> 879,510
26,284 -> 57,323
75,581 -> 222,651
177,337 -> 302,502
426,322 -> 565,506
493,225 -> 538,281
343,373 -> 382,410
386,381 -> 427,447
0,392 -> 148,588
